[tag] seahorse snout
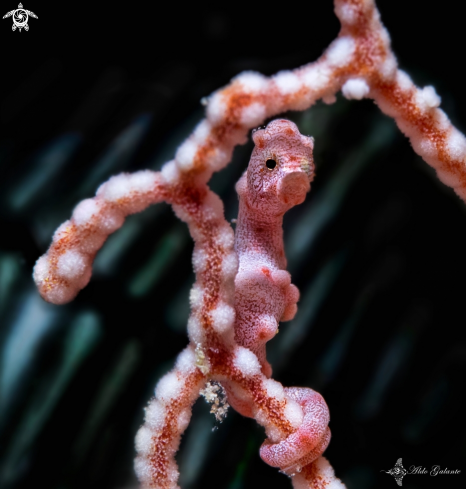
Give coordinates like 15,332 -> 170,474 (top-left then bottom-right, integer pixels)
278,171 -> 310,206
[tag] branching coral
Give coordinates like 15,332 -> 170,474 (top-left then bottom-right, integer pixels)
33,1 -> 466,488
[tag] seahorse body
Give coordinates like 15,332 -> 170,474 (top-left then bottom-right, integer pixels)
234,119 -> 315,377
230,121 -> 331,475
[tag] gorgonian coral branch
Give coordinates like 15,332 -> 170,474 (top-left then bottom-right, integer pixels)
33,1 -> 466,488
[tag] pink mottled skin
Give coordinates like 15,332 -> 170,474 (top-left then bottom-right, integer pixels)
234,119 -> 315,377
229,120 -> 331,471
260,387 -> 331,473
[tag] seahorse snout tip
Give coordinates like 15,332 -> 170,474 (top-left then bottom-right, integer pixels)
278,171 -> 310,206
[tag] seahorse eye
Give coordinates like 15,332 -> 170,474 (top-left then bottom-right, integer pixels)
266,159 -> 277,170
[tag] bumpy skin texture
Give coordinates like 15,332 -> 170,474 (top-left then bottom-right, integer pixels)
261,388 -> 331,473
234,120 -> 314,377
228,121 -> 331,475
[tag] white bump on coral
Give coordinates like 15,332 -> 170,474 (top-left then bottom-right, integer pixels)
378,26 -> 391,50
155,372 -> 184,403
161,160 -> 181,184
206,145 -> 231,171
262,420 -> 283,445
415,86 -> 441,112
175,139 -> 199,171
44,283 -> 76,306
274,71 -> 302,95
76,266 -> 92,289
144,399 -> 166,430
284,397 -> 304,430
135,425 -> 153,456
396,70 -> 414,92
233,346 -> 262,377
326,37 -> 355,67
422,86 -> 441,108
410,136 -> 442,170
177,408 -> 192,432
264,378 -> 286,402
214,222 -> 235,249
255,405 -> 287,444
52,220 -> 72,242
56,249 -> 87,280
447,128 -> 466,161
72,198 -> 100,226
302,65 -> 332,92
192,119 -> 212,144
128,170 -> 159,193
379,55 -> 398,81
95,208 -> 124,233
206,91 -> 227,124
211,302 -> 235,334
342,78 -> 370,100
189,283 -> 203,310
33,255 -> 50,283
334,2 -> 357,24
133,456 -> 151,485
80,233 -> 107,254
221,252 -> 239,280
234,71 -> 269,93
165,460 -> 180,485
107,170 -> 161,215
254,408 -> 269,429
241,102 -> 267,128
187,316 -> 204,344
192,247 -> 208,274
291,457 -> 346,489
175,347 -> 197,375
97,174 -> 130,202
433,109 -> 450,132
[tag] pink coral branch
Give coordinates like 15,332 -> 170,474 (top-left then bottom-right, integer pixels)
135,347 -> 205,488
34,170 -> 167,304
33,0 -> 466,488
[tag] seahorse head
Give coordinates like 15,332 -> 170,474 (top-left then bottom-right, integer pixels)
237,119 -> 315,215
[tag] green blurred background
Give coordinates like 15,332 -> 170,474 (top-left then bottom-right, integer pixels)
1,1 -> 465,488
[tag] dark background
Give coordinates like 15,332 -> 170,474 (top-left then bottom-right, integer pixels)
1,1 -> 465,489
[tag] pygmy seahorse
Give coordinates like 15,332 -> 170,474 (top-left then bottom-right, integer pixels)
228,120 -> 331,476
234,119 -> 315,377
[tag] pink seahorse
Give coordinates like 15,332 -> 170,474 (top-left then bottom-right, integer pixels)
234,119 -> 314,377
225,119 -> 332,478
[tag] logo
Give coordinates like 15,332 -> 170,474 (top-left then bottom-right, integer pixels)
381,458 -> 408,486
382,458 -> 461,486
3,3 -> 38,32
